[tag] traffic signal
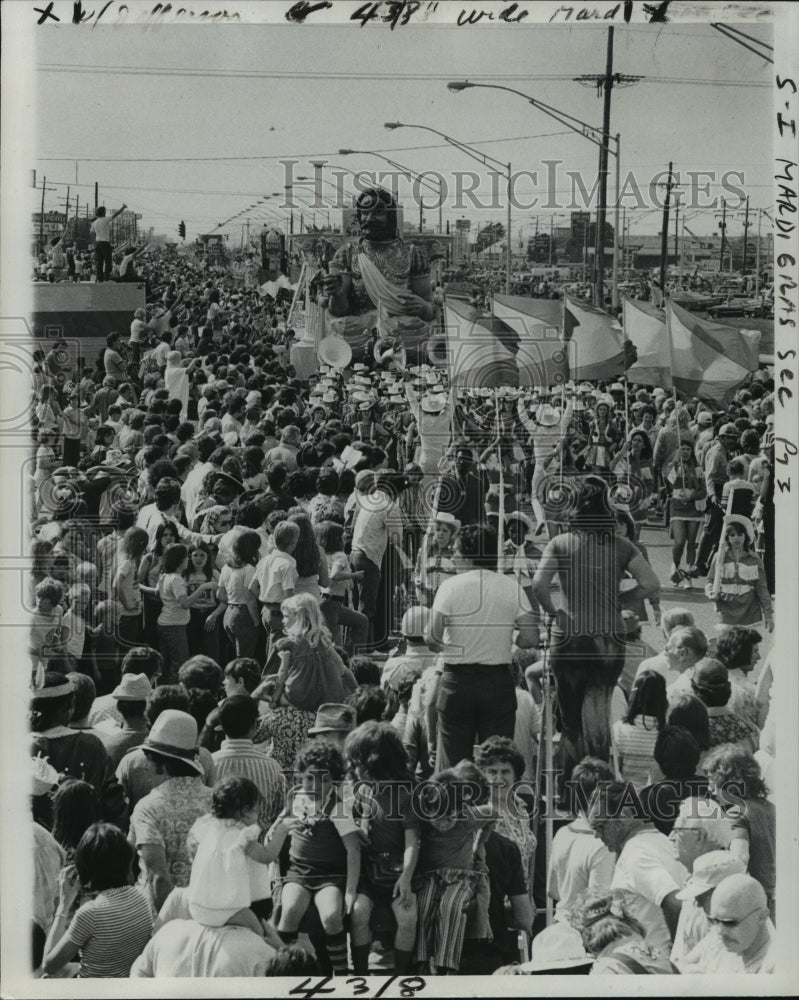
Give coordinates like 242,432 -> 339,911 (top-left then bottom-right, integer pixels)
178,220 -> 186,239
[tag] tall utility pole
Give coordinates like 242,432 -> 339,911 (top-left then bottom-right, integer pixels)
674,197 -> 680,276
39,176 -> 47,252
594,26 -> 614,307
741,196 -> 750,277
659,162 -> 674,293
94,182 -> 99,212
718,198 -> 727,272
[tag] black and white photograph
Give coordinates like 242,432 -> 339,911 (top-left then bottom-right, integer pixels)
1,0 -> 797,994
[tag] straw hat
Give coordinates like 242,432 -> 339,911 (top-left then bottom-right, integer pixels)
112,673 -> 152,701
723,514 -> 755,546
142,709 -> 203,774
421,393 -> 447,414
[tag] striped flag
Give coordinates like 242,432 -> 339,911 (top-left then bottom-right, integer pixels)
444,297 -> 521,387
666,300 -> 761,404
491,295 -> 569,387
563,294 -> 631,380
622,297 -> 672,388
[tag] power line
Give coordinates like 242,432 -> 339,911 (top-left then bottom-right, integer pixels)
34,130 -> 584,164
37,63 -> 770,87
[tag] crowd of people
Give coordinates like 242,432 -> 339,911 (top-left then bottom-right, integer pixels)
26,202 -> 780,980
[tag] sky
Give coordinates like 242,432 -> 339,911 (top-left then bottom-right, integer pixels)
26,12 -> 775,244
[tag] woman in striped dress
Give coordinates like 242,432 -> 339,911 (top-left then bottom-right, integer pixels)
611,671 -> 667,792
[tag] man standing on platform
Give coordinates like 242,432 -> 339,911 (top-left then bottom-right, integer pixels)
91,203 -> 127,283
426,523 -> 539,769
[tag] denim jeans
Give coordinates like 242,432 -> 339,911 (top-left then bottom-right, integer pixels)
435,664 -> 516,770
223,604 -> 260,660
157,624 -> 190,683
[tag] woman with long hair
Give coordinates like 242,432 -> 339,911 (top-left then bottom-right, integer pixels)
288,509 -> 328,601
316,520 -> 368,654
345,721 -> 420,975
113,526 -> 149,650
272,592 -> 356,712
611,670 -> 667,791
706,515 -> 773,632
665,440 -> 706,587
155,543 -> 216,682
183,541 -> 222,661
531,476 -> 661,780
216,529 -> 262,659
137,520 -> 178,648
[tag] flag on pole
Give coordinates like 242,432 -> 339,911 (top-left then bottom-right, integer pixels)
444,297 -> 521,387
563,295 -> 631,380
491,295 -> 569,387
622,297 -> 672,388
666,300 -> 761,404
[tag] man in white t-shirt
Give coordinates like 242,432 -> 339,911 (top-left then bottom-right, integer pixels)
548,757 -> 615,926
426,523 -> 540,769
91,203 -> 127,282
588,780 -> 688,958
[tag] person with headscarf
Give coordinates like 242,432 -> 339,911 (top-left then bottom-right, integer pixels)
322,188 -> 435,364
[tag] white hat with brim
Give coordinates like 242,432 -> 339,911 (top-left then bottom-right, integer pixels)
723,514 -> 756,547
536,405 -> 561,427
518,922 -> 594,973
676,851 -> 746,900
433,511 -> 461,531
112,673 -> 152,701
142,709 -> 203,775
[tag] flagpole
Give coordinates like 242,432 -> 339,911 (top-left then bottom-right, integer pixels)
496,393 -> 505,567
664,300 -> 686,483
621,298 -> 631,487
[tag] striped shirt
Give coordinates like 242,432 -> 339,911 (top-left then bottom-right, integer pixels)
612,716 -> 660,791
67,885 -> 154,978
212,738 -> 286,831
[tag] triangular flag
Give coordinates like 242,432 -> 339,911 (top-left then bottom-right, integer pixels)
491,295 -> 569,387
666,300 -> 761,404
445,297 -> 520,387
622,297 -> 672,388
563,295 -> 628,380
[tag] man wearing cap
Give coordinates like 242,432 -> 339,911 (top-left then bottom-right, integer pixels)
695,422 -> 739,575
426,523 -> 540,769
98,673 -> 153,770
680,873 -> 775,974
308,703 -> 357,750
381,605 -> 436,693
668,806 -> 736,966
128,709 -> 214,911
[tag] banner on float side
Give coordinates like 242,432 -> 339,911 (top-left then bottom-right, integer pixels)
563,294 -> 630,381
491,295 -> 569,387
444,297 -> 521,388
666,300 -> 762,405
622,297 -> 673,389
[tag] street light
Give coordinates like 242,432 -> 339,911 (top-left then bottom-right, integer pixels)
339,148 -> 444,234
447,80 -> 622,309
383,122 -> 511,292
